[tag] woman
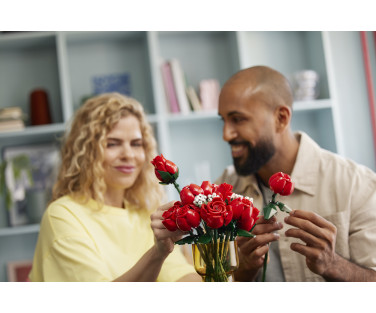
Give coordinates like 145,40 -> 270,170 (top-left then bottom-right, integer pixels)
29,93 -> 199,282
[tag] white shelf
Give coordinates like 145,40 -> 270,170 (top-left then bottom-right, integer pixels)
167,110 -> 219,123
0,123 -> 66,139
293,99 -> 332,111
0,224 -> 40,237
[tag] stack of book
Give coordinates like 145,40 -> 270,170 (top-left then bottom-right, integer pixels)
0,107 -> 26,132
160,58 -> 221,115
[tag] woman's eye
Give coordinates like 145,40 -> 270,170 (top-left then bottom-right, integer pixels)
107,142 -> 118,147
132,141 -> 143,147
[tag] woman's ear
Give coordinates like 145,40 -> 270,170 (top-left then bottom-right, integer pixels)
274,105 -> 291,133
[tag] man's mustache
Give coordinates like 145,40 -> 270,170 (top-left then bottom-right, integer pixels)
229,140 -> 249,146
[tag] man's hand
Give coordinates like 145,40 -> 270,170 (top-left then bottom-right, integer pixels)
284,210 -> 338,277
235,216 -> 283,281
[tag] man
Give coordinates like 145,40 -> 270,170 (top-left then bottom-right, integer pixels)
216,65 -> 376,281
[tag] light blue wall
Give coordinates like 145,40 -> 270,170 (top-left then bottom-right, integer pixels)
329,32 -> 376,170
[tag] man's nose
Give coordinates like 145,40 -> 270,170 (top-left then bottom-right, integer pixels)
223,122 -> 237,142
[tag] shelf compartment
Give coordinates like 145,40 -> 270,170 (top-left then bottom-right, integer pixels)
64,31 -> 155,115
291,108 -> 337,153
158,31 -> 239,88
237,31 -> 330,100
0,32 -> 63,125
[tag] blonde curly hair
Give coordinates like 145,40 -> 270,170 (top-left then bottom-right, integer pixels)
52,92 -> 165,211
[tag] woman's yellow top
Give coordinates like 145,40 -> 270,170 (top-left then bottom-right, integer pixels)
29,195 -> 195,281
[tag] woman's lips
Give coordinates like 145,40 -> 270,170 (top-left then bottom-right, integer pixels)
115,166 -> 135,174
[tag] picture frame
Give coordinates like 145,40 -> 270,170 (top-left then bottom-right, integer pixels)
2,143 -> 60,226
7,260 -> 33,282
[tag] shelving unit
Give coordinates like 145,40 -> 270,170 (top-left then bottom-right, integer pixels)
0,31 -> 373,281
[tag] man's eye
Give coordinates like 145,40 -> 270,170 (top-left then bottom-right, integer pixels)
232,116 -> 245,123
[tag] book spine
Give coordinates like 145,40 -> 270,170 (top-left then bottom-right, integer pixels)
169,58 -> 190,115
160,62 -> 180,113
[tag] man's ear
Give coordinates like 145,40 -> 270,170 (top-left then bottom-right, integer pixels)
274,105 -> 291,133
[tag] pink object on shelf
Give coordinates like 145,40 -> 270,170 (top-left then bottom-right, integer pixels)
161,62 -> 180,113
199,79 -> 220,111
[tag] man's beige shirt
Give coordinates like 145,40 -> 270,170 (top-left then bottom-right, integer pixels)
216,132 -> 376,281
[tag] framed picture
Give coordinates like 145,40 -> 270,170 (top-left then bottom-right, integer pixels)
2,143 -> 60,226
7,260 -> 33,282
92,72 -> 131,96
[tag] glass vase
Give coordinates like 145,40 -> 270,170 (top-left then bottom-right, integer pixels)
192,240 -> 239,282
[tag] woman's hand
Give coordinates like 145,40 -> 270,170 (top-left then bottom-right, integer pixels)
150,201 -> 186,258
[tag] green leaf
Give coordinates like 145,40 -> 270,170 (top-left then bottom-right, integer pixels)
174,235 -> 195,245
196,233 -> 212,244
172,169 -> 179,180
237,229 -> 256,238
263,203 -> 278,220
276,201 -> 285,210
157,170 -> 173,183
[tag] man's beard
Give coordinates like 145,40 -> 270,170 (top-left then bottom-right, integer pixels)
231,139 -> 275,176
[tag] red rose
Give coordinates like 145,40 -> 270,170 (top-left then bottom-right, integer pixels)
230,197 -> 252,220
180,184 -> 204,205
201,197 -> 233,229
268,172 -> 294,196
176,204 -> 201,231
215,183 -> 233,201
151,154 -> 178,183
201,181 -> 214,196
162,202 -> 180,231
238,205 -> 260,231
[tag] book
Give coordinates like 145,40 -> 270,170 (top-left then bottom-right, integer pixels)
0,119 -> 25,132
160,61 -> 180,113
186,86 -> 202,111
199,79 -> 220,111
0,106 -> 24,121
169,58 -> 191,115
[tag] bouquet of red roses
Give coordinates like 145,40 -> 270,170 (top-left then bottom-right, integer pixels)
151,154 -> 259,282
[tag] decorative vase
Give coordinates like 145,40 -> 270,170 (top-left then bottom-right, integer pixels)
192,240 -> 239,282
30,89 -> 52,125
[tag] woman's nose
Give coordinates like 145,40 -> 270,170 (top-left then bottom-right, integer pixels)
120,144 -> 134,158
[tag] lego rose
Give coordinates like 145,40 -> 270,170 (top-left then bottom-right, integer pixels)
268,172 -> 294,196
151,154 -> 179,184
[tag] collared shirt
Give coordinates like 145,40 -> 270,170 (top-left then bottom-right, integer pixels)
216,132 -> 376,281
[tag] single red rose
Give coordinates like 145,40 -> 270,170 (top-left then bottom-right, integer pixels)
201,181 -> 214,196
180,184 -> 204,205
151,154 -> 178,183
238,205 -> 260,231
176,204 -> 201,231
201,197 -> 233,229
215,183 -> 233,201
230,197 -> 252,220
268,172 -> 294,196
162,204 -> 179,231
